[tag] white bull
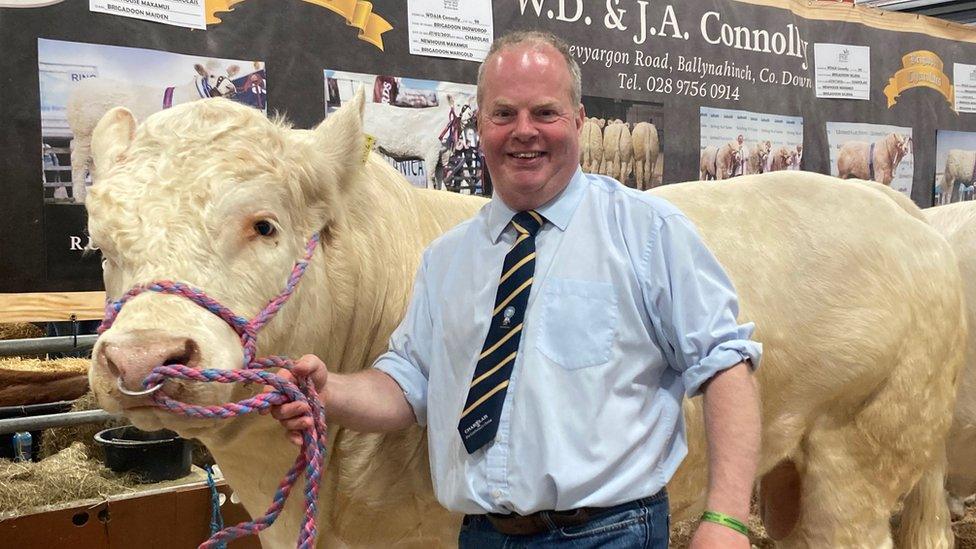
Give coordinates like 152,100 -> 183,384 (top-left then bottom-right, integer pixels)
86,95 -> 963,548
923,202 -> 976,519
86,93 -> 484,548
654,173 -> 963,548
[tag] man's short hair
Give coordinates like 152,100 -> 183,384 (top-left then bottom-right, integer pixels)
476,30 -> 582,108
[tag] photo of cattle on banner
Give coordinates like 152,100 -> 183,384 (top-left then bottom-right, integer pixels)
38,39 -> 267,205
577,96 -> 664,190
934,130 -> 976,205
699,106 -> 803,181
827,121 -> 915,196
324,70 -> 490,196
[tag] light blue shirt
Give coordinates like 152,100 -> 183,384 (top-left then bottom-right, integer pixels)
374,169 -> 761,515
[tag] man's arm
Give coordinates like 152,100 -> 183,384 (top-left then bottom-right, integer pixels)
691,361 -> 760,547
325,367 -> 417,432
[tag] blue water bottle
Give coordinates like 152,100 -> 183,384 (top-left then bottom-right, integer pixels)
13,432 -> 33,462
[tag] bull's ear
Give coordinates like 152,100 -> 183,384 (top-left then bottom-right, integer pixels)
306,87 -> 365,196
90,107 -> 136,179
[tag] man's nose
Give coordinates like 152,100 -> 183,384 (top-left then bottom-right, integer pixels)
513,111 -> 538,139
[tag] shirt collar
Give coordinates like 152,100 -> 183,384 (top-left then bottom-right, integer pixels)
486,168 -> 587,242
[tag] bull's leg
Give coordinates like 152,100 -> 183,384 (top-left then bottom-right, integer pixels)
70,138 -> 90,203
946,424 -> 976,521
634,160 -> 645,190
424,148 -> 442,189
778,427 -> 896,549
623,161 -> 633,187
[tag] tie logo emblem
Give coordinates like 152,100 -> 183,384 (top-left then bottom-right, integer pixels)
501,306 -> 516,328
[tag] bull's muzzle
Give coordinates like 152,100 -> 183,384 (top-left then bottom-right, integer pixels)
98,333 -> 201,395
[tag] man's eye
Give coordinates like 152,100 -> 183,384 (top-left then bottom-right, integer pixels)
254,220 -> 276,237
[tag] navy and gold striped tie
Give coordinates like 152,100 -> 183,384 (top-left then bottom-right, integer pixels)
458,210 -> 545,454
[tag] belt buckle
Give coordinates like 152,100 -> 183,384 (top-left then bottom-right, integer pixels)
487,512 -> 548,536
549,507 -> 591,528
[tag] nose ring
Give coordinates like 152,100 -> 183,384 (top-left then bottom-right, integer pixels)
116,377 -> 164,396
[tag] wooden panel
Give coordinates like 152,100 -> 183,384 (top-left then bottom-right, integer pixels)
0,483 -> 261,549
0,292 -> 105,323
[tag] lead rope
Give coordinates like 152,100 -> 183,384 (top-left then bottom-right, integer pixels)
98,234 -> 326,549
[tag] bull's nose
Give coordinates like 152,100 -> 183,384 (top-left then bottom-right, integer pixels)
98,334 -> 201,392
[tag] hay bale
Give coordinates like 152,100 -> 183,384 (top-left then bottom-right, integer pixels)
955,498 -> 976,549
0,357 -> 89,406
0,442 -> 137,517
0,323 -> 44,340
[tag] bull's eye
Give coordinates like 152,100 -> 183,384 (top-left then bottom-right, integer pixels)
254,220 -> 276,237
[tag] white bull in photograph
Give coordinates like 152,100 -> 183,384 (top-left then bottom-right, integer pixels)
837,133 -> 913,187
86,94 -> 963,548
66,60 -> 240,204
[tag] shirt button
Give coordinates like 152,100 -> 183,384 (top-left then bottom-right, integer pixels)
491,489 -> 503,500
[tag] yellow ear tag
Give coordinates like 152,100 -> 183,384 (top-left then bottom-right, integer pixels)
362,134 -> 376,164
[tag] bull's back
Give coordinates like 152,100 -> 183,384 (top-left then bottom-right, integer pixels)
652,172 -> 958,408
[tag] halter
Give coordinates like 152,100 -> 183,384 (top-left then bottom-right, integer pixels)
99,233 -> 326,549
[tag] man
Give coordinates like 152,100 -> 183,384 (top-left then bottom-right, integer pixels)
273,31 -> 761,548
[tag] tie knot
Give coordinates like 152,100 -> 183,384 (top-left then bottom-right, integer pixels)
512,211 -> 544,237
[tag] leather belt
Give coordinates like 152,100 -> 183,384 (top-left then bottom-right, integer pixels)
485,506 -> 605,536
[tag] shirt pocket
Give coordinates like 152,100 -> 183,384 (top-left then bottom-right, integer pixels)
536,278 -> 619,370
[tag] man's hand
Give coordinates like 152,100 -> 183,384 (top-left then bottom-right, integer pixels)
689,520 -> 751,549
264,354 -> 329,446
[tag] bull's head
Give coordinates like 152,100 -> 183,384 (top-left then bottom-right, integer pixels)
897,134 -> 912,157
757,141 -> 770,164
86,91 -> 366,438
194,60 -> 241,98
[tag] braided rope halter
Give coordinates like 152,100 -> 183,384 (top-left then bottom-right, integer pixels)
98,233 -> 326,549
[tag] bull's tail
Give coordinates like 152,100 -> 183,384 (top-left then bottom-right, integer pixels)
895,448 -> 953,549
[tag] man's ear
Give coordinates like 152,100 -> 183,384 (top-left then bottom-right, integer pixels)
90,107 -> 137,179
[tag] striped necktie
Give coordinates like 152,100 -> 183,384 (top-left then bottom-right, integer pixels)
458,210 -> 545,454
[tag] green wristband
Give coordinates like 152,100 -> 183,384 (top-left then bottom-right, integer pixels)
700,510 -> 749,536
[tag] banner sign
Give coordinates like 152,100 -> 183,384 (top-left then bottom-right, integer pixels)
1,0 -> 975,295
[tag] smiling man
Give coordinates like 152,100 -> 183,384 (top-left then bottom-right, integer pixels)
274,30 -> 762,549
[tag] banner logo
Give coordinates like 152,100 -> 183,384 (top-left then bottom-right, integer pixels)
207,0 -> 392,50
883,50 -> 954,109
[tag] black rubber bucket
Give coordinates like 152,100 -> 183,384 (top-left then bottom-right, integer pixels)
94,426 -> 192,483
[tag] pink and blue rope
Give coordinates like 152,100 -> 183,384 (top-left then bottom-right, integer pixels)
99,234 -> 325,549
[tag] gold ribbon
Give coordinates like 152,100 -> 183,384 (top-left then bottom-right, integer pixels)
205,0 -> 247,25
883,50 -> 954,109
204,0 -> 392,50
300,0 -> 393,50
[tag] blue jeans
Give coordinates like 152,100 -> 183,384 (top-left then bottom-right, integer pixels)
458,491 -> 669,548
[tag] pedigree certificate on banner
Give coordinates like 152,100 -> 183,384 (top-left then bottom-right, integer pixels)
408,0 -> 492,62
954,63 -> 976,113
814,43 -> 870,100
90,0 -> 206,30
